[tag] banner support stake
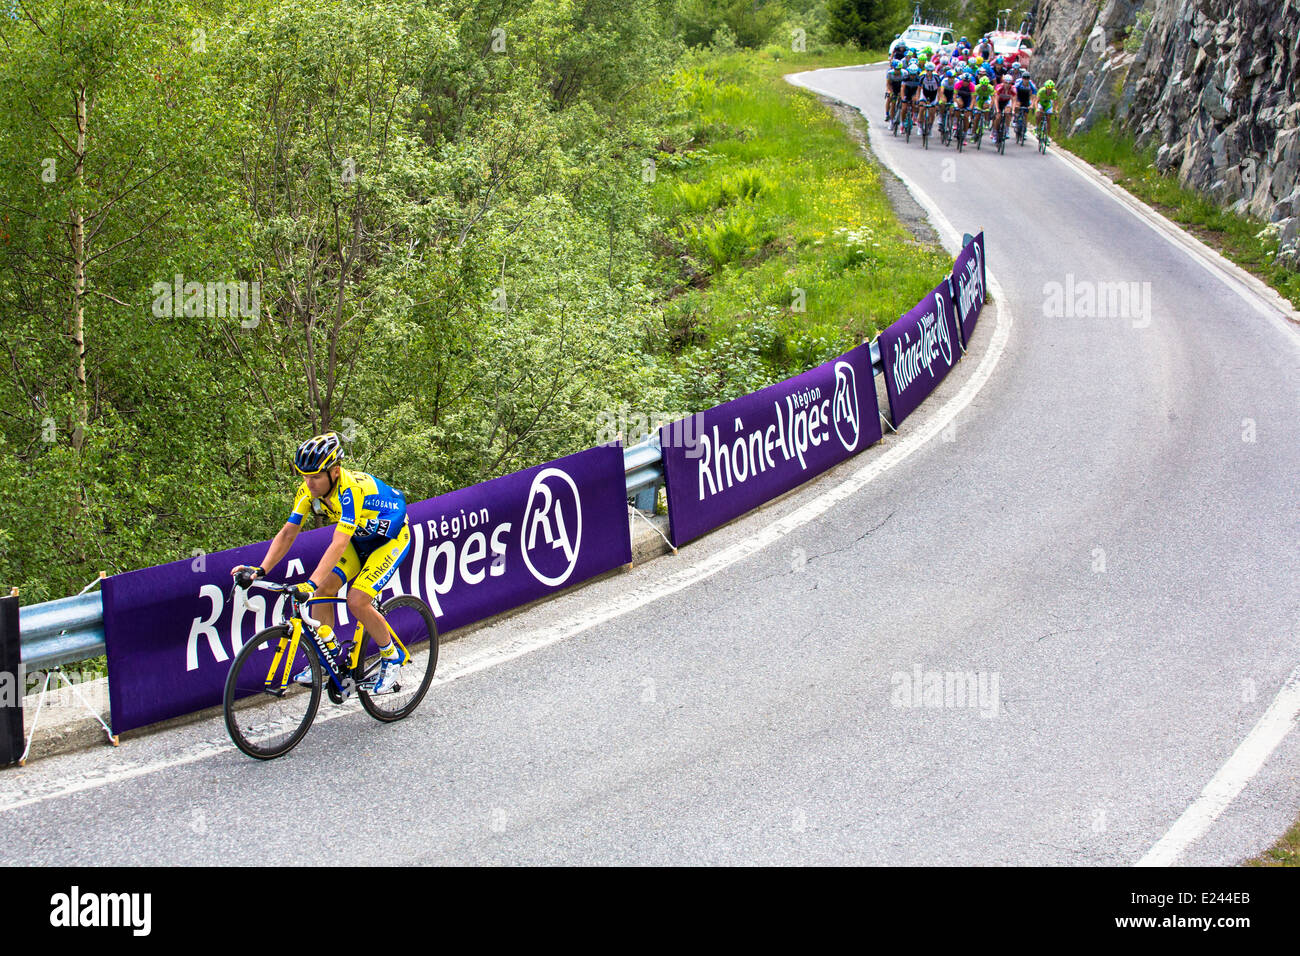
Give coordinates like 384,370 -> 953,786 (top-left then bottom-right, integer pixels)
77,571 -> 107,596
628,501 -> 676,557
18,666 -> 118,766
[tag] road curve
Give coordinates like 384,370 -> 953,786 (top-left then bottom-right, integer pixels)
1,62 -> 1298,866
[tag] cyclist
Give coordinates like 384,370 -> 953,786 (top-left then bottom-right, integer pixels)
1036,78 -> 1058,136
885,59 -> 906,121
953,70 -> 976,134
230,432 -> 412,694
1013,70 -> 1037,138
890,37 -> 910,62
918,62 -> 942,130
977,35 -> 993,60
938,68 -> 957,133
900,65 -> 923,127
993,74 -> 1017,142
972,75 -> 995,137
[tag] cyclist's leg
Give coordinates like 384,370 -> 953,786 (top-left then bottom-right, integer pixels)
317,543 -> 359,632
345,522 -> 413,653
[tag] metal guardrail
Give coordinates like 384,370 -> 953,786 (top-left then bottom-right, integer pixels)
19,593 -> 106,671
15,334 -> 899,671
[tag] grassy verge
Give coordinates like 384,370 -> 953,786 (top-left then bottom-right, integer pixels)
1246,816 -> 1300,866
649,46 -> 953,412
1059,121 -> 1300,311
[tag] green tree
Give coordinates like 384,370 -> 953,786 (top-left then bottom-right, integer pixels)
825,0 -> 903,49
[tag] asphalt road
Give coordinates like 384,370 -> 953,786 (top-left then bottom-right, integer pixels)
2,62 -> 1298,866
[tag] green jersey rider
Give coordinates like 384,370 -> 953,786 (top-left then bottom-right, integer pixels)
231,432 -> 412,694
1036,79 -> 1058,136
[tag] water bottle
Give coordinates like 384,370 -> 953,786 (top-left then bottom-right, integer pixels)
317,623 -> 338,653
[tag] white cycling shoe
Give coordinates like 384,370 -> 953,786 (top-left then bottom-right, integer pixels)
362,659 -> 403,695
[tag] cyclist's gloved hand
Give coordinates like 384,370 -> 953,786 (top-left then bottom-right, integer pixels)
291,579 -> 318,600
231,565 -> 265,590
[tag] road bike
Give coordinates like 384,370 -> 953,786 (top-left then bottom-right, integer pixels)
920,100 -> 933,149
938,101 -> 952,146
995,110 -> 1009,154
1037,107 -> 1053,154
885,89 -> 899,126
223,576 -> 438,759
1014,105 -> 1028,146
902,100 -> 914,143
954,107 -> 968,152
972,107 -> 987,149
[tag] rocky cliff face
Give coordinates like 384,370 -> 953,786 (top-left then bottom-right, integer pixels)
1028,0 -> 1300,263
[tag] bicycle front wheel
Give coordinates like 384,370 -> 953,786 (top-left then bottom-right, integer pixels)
224,625 -> 322,760
357,595 -> 439,722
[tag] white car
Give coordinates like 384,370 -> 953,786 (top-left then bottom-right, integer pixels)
891,24 -> 957,56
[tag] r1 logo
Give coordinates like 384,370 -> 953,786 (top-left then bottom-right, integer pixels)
521,468 -> 583,587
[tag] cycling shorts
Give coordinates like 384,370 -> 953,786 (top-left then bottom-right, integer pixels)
957,92 -> 974,108
330,519 -> 411,598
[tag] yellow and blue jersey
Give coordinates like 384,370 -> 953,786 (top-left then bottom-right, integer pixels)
288,467 -> 407,554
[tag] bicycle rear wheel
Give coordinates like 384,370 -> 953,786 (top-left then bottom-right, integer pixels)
224,625 -> 322,760
357,595 -> 439,722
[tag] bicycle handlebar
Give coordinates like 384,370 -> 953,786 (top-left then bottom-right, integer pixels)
231,577 -> 337,630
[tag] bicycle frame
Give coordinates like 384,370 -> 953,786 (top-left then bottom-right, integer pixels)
254,585 -> 411,697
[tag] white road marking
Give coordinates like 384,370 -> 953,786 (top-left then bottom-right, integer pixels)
1138,665 -> 1300,866
0,117 -> 1012,813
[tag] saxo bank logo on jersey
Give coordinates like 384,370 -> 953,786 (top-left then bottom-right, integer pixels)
832,360 -> 860,451
521,468 -> 583,586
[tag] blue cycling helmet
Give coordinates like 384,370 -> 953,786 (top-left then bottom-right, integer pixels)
945,70 -> 955,78
925,61 -> 935,71
294,432 -> 344,476
909,66 -> 920,76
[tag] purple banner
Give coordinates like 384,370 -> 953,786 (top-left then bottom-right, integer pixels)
952,231 -> 986,348
878,277 -> 961,428
658,344 -> 881,548
102,445 -> 631,732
